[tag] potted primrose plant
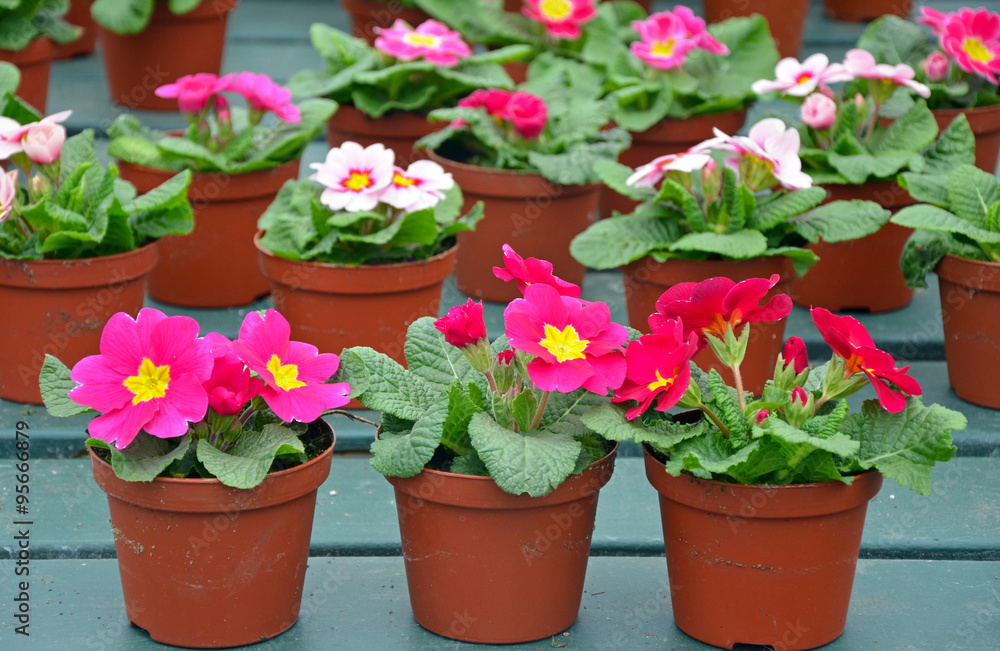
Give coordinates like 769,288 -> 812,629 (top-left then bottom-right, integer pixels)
106,72 -> 336,307
580,275 -> 965,650
254,140 -> 483,372
287,17 -> 529,165
0,0 -> 80,111
752,40 -> 979,313
334,244 -> 625,644
571,116 -> 890,394
90,0 -> 240,109
416,59 -> 631,302
857,8 -> 1000,172
892,162 -> 1000,409
0,96 -> 193,404
39,308 -> 351,647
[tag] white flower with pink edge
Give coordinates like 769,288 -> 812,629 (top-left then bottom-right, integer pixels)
842,49 -> 931,98
627,149 -> 713,188
751,54 -> 851,98
309,141 -> 395,212
0,110 -> 72,162
713,118 -> 813,191
381,160 -> 455,213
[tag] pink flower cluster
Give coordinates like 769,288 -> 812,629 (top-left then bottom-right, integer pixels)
374,19 -> 471,67
920,6 -> 1000,84
630,8 -> 729,72
68,308 -> 350,450
521,0 -> 598,41
457,89 -> 548,139
155,72 -> 300,123
309,141 -> 454,213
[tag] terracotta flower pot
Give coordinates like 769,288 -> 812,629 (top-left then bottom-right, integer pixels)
89,422 -> 334,648
327,105 -> 438,168
790,181 -> 915,313
257,239 -> 456,365
0,36 -> 54,113
935,254 -> 1000,409
702,0 -> 809,58
0,243 -> 157,404
386,444 -> 618,644
340,0 -> 431,45
53,0 -> 97,59
431,152 -> 599,303
117,159 -> 299,308
823,0 -> 913,22
933,104 -> 1000,174
620,255 -> 795,396
96,0 -> 238,110
602,111 -> 747,219
644,446 -> 883,650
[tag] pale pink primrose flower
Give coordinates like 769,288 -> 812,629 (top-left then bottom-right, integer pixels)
226,72 -> 300,123
922,51 -> 951,82
374,19 -> 471,66
626,149 -> 712,188
672,6 -> 729,55
22,122 -> 66,165
630,11 -> 700,71
521,0 -> 598,41
155,73 -> 232,113
380,160 -> 455,213
712,118 -> 813,191
0,110 -> 72,161
751,53 -> 851,97
0,170 -> 17,222
842,49 -> 931,98
939,8 -> 1000,84
800,92 -> 837,130
309,141 -> 395,212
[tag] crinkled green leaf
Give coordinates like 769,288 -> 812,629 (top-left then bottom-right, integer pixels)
581,404 -> 705,448
370,400 -> 447,477
668,229 -> 769,259
196,425 -> 305,489
570,213 -> 680,269
402,317 -> 475,392
789,200 -> 890,243
109,434 -> 191,482
40,355 -> 93,418
349,347 -> 438,419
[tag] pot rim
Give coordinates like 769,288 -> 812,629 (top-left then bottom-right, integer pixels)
0,240 -> 159,288
254,230 -> 458,272
427,149 -> 599,193
935,252 -> 1000,291
0,35 -> 54,62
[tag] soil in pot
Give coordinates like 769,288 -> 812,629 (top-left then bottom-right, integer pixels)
117,159 -> 300,308
0,243 -> 157,404
644,446 -> 883,650
385,444 -> 618,644
602,111 -> 747,220
341,0 -> 432,45
823,0 -> 913,22
0,36 -> 54,113
53,0 -> 97,59
90,421 -> 335,648
933,105 -> 1000,174
327,106 -> 437,168
97,0 -> 238,111
702,0 -> 810,58
620,255 -> 796,396
936,254 -> 1000,409
431,151 -> 599,304
790,181 -> 915,313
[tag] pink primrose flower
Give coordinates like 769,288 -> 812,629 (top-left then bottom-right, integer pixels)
504,283 -> 627,394
0,170 -> 17,222
611,318 -> 699,420
712,118 -> 813,190
800,92 -> 837,130
459,88 -> 515,116
493,243 -> 582,297
781,336 -> 808,374
232,310 -> 351,423
435,299 -> 488,349
22,122 -> 66,165
374,19 -> 471,66
919,7 -> 952,35
751,54 -> 851,97
672,5 -> 729,55
630,11 -> 700,71
202,333 -> 264,417
521,0 -> 598,41
155,73 -> 232,113
226,72 -> 300,123
939,8 -> 1000,84
0,110 -> 71,161
810,307 -> 922,414
68,309 -> 214,450
380,160 -> 454,212
309,141 -> 395,212
505,91 -> 548,139
626,148 -> 713,188
842,49 -> 930,98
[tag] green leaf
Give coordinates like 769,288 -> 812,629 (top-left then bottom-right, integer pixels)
91,0 -> 154,33
39,355 -> 93,417
110,434 -> 191,482
350,347 -> 438,419
668,229 -> 769,259
868,100 -> 938,155
402,317 -> 475,392
789,200 -> 891,243
581,404 -> 704,449
156,137 -> 228,171
570,213 -> 679,269
946,165 -> 1000,227
841,398 -> 963,496
468,412 -> 582,497
664,429 -> 759,479
762,419 -> 861,457
706,370 -> 750,441
750,188 -> 827,231
196,425 -> 305,489
595,158 -> 655,203
370,400 -> 447,477
891,204 -> 1000,244
441,383 -> 483,455
106,135 -> 169,169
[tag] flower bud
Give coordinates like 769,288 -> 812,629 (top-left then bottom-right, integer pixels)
921,51 -> 949,82
29,173 -> 50,199
22,123 -> 66,165
755,409 -> 769,425
493,349 -> 517,394
785,386 -> 815,428
800,93 -> 837,130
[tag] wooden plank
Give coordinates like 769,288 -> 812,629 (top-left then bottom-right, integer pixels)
0,557 -> 996,649
2,457 -> 997,560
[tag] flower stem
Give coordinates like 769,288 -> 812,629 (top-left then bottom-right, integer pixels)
731,363 -> 747,412
529,390 -> 550,431
699,403 -> 731,440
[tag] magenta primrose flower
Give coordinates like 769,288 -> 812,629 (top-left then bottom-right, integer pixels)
649,274 -> 793,351
504,283 -> 627,394
505,91 -> 548,139
612,318 -> 699,420
155,73 -> 233,113
68,309 -> 214,450
937,7 -> 1000,84
522,0 -> 598,41
811,307 -> 922,414
232,309 -> 351,423
374,19 -> 471,67
202,333 -> 264,417
630,8 -> 728,72
227,72 -> 301,123
435,299 -> 488,348
493,243 -> 581,297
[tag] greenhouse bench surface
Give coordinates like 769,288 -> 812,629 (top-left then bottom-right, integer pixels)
2,0 -> 1000,649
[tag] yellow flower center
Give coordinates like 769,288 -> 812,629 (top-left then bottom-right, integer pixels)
795,72 -> 814,85
123,358 -> 171,405
392,172 -> 418,188
647,369 -> 674,393
403,32 -> 440,48
538,323 -> 588,363
539,0 -> 572,20
963,37 -> 993,64
343,171 -> 373,192
651,39 -> 676,58
267,354 -> 307,391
